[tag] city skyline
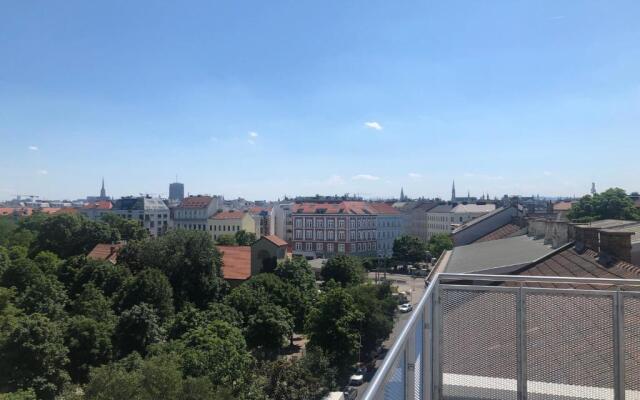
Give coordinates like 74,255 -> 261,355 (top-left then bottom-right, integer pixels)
2,1 -> 639,200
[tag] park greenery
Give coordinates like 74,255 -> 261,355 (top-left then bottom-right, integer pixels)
392,233 -> 453,264
567,188 -> 640,222
0,212 -> 396,399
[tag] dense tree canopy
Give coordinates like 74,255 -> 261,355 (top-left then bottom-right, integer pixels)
234,230 -> 257,246
101,214 -> 149,241
567,188 -> 640,222
427,233 -> 454,260
320,255 -> 365,287
118,230 -> 227,307
117,268 -> 174,322
114,303 -> 165,357
393,235 -> 428,263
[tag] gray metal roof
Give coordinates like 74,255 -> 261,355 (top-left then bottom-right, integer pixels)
443,235 -> 556,274
428,204 -> 454,213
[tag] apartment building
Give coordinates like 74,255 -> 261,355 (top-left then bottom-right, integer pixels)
291,201 -> 377,258
272,202 -> 294,242
208,210 -> 258,241
369,202 -> 404,257
112,196 -> 170,237
426,203 -> 496,240
78,200 -> 113,221
173,195 -> 224,232
249,206 -> 274,238
394,200 -> 438,242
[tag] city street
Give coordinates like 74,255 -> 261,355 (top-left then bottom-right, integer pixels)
355,273 -> 426,398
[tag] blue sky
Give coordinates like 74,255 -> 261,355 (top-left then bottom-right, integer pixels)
1,1 -> 639,201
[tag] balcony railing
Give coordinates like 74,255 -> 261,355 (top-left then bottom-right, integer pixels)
362,273 -> 640,400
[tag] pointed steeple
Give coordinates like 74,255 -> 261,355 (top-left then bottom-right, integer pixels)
451,180 -> 456,202
400,187 -> 405,201
100,177 -> 106,198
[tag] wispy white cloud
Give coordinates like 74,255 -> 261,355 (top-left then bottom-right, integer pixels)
247,131 -> 258,145
364,121 -> 383,131
248,131 -> 258,138
352,174 -> 380,181
408,172 -> 422,179
28,145 -> 39,151
36,169 -> 48,175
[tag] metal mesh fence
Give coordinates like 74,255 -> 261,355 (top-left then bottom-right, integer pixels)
414,312 -> 424,400
525,291 -> 614,400
440,287 -> 518,400
384,350 -> 406,400
624,293 -> 640,399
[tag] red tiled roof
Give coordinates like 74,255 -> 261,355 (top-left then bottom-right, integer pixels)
87,243 -> 124,264
368,202 -> 401,215
553,201 -> 574,212
262,235 -> 288,247
293,201 -> 377,215
249,207 -> 269,214
39,207 -> 62,214
179,196 -> 214,209
218,245 -> 252,280
56,208 -> 79,214
83,201 -> 113,210
0,207 -> 33,216
212,210 -> 247,220
473,223 -> 522,243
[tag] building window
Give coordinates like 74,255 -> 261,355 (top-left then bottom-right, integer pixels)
305,218 -> 313,228
316,230 -> 324,240
350,231 -> 356,240
327,219 -> 335,228
295,242 -> 302,251
338,244 -> 345,253
295,230 -> 303,239
338,219 -> 345,228
316,219 -> 324,228
350,219 -> 356,229
316,242 -> 323,251
295,218 -> 303,228
327,243 -> 334,252
327,230 -> 335,240
338,231 -> 346,240
305,242 -> 313,252
305,230 -> 313,239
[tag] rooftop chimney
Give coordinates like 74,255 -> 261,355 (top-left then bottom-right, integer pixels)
575,226 -> 600,252
599,230 -> 633,263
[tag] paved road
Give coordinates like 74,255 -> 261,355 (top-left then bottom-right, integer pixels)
355,273 -> 426,399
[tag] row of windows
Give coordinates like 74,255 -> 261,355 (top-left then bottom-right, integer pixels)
175,223 -> 241,232
428,223 -> 453,231
294,242 -> 376,253
295,217 -> 376,229
294,229 -> 377,241
428,214 -> 465,223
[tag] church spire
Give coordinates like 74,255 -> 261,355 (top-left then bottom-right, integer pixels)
451,180 -> 456,202
400,187 -> 405,201
100,177 -> 106,198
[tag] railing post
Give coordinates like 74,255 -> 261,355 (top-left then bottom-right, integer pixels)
431,281 -> 442,400
613,291 -> 625,400
423,290 -> 433,400
516,286 -> 528,400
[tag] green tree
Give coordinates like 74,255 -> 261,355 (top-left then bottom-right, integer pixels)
1,257 -> 41,292
306,287 -> 364,372
246,303 -> 293,355
215,234 -> 237,246
320,255 -> 365,287
0,245 -> 10,276
117,268 -> 174,322
262,358 -> 326,400
114,303 -> 165,357
568,188 -> 640,222
427,233 -> 454,259
101,213 -> 149,241
234,230 -> 257,246
179,320 -> 252,388
0,389 -> 37,400
169,303 -> 242,340
118,230 -> 226,308
71,259 -> 132,298
393,235 -> 428,263
32,251 -> 61,275
72,283 -> 116,322
33,214 -> 119,258
0,313 -> 70,400
15,274 -> 68,320
347,283 -> 395,358
274,257 -> 316,291
65,316 -> 114,383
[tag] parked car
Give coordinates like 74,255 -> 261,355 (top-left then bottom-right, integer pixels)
398,303 -> 413,313
349,371 -> 364,386
343,387 -> 358,400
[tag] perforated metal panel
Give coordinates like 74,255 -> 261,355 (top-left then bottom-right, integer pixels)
525,291 -> 614,400
440,287 -> 518,400
414,312 -> 424,400
624,293 -> 640,399
384,350 -> 405,400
